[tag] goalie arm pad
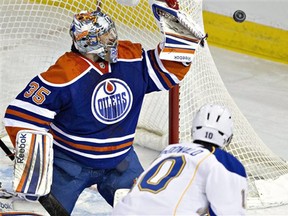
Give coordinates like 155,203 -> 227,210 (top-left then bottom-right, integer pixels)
151,1 -> 207,63
13,130 -> 53,199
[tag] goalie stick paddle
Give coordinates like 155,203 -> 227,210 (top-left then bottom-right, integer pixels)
0,138 -> 69,216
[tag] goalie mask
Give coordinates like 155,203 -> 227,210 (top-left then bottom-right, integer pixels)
192,104 -> 233,148
70,11 -> 118,63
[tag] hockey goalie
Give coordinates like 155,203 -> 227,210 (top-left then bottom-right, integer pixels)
2,0 -> 206,214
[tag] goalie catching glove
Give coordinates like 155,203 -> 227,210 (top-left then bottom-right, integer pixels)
151,0 -> 207,63
13,130 -> 53,201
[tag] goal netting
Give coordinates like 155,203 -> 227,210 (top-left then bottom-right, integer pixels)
1,0 -> 288,209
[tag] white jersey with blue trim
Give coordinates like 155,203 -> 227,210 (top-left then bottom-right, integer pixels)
4,41 -> 191,169
112,143 -> 247,215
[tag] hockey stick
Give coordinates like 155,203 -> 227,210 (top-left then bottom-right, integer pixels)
0,138 -> 69,216
0,137 -> 14,161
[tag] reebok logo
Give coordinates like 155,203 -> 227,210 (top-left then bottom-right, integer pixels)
0,200 -> 13,210
174,55 -> 191,61
17,133 -> 27,163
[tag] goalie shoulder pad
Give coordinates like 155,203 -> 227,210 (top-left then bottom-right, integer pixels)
13,130 -> 53,199
151,1 -> 207,63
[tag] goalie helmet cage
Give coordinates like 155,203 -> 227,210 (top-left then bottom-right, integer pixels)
0,0 -> 288,209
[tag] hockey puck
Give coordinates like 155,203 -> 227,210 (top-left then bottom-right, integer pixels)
233,10 -> 246,23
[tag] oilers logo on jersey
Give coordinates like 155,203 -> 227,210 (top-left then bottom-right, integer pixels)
91,78 -> 133,124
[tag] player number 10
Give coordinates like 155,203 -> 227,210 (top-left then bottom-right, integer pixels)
205,132 -> 213,139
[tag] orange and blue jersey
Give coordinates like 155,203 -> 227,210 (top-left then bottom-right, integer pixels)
4,40 -> 191,169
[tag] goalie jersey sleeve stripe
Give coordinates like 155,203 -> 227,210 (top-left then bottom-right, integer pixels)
5,108 -> 51,128
147,49 -> 176,89
9,99 -> 56,118
154,45 -> 190,81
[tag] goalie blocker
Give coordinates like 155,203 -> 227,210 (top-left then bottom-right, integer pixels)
14,130 -> 53,201
151,0 -> 207,63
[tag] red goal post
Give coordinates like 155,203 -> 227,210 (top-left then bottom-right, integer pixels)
169,85 -> 180,144
1,0 -> 288,210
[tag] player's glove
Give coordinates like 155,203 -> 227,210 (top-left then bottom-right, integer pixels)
151,0 -> 207,63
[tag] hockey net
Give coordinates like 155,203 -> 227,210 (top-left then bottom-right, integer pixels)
1,0 -> 288,209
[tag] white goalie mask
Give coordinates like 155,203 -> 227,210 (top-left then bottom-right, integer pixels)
192,104 -> 233,148
70,11 -> 118,63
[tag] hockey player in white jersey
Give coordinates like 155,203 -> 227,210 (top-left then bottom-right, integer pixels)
112,104 -> 248,215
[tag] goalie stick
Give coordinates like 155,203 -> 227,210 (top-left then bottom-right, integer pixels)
0,138 -> 69,216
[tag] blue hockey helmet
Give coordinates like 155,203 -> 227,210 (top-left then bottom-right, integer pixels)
70,11 -> 118,63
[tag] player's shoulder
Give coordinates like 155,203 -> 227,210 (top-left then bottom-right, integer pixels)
118,40 -> 143,59
213,148 -> 246,177
40,52 -> 90,84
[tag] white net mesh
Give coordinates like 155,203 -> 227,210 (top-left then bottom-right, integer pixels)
1,0 -> 288,209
